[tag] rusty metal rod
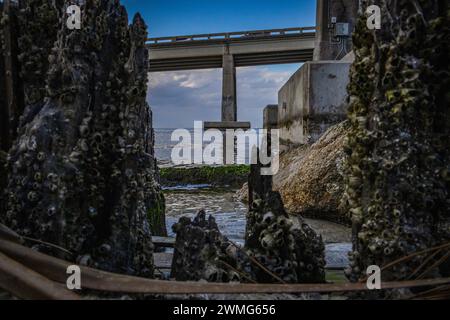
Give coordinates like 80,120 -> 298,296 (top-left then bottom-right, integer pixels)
0,223 -> 23,244
408,248 -> 443,280
417,251 -> 450,280
228,239 -> 286,284
359,243 -> 450,283
0,251 -> 80,300
0,223 -> 72,255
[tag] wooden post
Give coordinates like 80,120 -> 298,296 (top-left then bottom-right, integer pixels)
1,0 -> 16,151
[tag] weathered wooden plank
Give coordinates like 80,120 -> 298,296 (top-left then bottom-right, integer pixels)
1,239 -> 449,295
1,0 -> 16,150
0,251 -> 80,300
155,243 -> 351,271
151,237 -> 351,269
154,252 -> 173,269
325,243 -> 351,270
0,223 -> 23,244
152,236 -> 175,248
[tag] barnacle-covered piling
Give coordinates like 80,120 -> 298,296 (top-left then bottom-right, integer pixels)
342,0 -> 450,281
171,210 -> 243,282
0,1 -> 166,277
245,160 -> 325,283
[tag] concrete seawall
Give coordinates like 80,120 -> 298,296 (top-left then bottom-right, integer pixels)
277,61 -> 350,150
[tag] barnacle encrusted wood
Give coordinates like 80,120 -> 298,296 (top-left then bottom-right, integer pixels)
343,0 -> 450,281
1,0 -> 166,277
171,210 -> 243,282
245,161 -> 326,283
0,2 -> 8,219
17,0 -> 59,111
1,0 -> 63,224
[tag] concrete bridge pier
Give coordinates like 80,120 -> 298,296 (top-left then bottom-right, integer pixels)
147,26 -> 315,162
314,0 -> 359,61
221,48 -> 237,122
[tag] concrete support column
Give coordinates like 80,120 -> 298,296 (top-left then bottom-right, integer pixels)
221,48 -> 237,121
263,105 -> 279,130
313,0 -> 359,61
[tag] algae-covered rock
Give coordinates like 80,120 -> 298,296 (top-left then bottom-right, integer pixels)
343,0 -> 450,281
1,1 -> 165,277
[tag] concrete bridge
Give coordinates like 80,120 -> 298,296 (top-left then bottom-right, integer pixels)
147,27 -> 316,126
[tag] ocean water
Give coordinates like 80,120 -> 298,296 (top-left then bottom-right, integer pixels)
164,187 -> 247,245
154,129 -> 183,166
154,128 -> 265,167
155,128 -> 249,243
163,186 -> 351,268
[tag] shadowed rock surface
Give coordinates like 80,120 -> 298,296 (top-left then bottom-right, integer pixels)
0,0 -> 166,277
343,0 -> 450,281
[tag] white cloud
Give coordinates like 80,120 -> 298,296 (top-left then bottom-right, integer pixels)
148,64 -> 300,128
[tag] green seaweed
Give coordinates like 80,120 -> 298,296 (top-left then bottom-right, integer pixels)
160,165 -> 250,188
325,270 -> 348,284
147,192 -> 167,237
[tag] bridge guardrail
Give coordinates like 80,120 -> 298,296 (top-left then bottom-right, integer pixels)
147,26 -> 316,44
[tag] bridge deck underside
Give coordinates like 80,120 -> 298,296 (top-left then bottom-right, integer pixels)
149,49 -> 314,72
147,33 -> 316,72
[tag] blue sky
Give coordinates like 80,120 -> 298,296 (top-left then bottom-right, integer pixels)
121,0 -> 317,128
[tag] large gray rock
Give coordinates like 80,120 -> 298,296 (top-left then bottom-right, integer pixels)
275,121 -> 349,224
235,121 -> 350,225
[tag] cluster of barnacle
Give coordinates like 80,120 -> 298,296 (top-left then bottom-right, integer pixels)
244,191 -> 325,283
4,125 -> 65,250
342,0 -> 450,282
0,5 -> 7,210
171,210 -> 242,282
1,1 -> 165,278
15,0 -> 59,107
97,12 -> 164,276
0,6 -> 6,63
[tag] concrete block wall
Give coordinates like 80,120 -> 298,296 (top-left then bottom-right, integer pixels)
278,61 -> 350,150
